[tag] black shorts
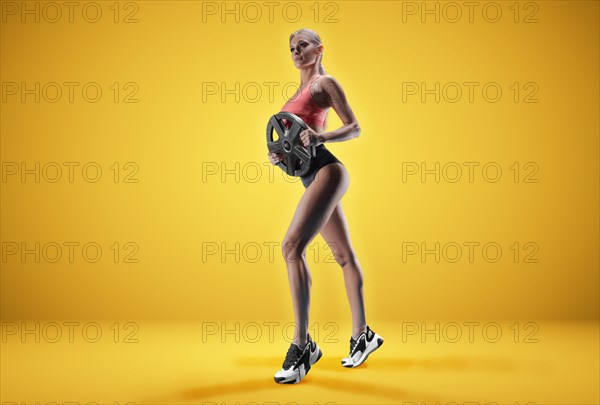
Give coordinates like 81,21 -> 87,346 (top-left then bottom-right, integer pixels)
300,145 -> 344,188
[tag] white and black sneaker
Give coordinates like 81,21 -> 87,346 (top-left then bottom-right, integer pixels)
341,325 -> 384,368
274,334 -> 323,384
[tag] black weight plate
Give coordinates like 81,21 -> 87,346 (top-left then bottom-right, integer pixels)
266,112 -> 316,177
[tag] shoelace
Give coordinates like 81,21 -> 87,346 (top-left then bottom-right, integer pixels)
349,336 -> 358,354
282,343 -> 304,369
349,327 -> 371,355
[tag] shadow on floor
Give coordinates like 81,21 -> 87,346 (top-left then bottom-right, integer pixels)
143,355 -> 532,403
175,355 -> 509,402
236,354 -> 520,372
178,374 -> 438,402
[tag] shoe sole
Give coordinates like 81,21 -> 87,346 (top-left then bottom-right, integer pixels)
274,345 -> 323,384
342,335 -> 384,368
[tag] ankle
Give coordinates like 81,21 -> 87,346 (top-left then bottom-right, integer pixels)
293,333 -> 309,347
352,325 -> 367,339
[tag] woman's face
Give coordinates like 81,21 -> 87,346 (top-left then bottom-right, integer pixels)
289,34 -> 322,68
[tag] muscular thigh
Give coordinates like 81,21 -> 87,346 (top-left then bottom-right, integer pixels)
283,163 -> 349,250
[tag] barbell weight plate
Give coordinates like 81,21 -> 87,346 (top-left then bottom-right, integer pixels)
266,111 -> 316,177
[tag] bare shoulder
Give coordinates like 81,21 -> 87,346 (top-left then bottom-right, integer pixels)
315,74 -> 359,126
312,75 -> 347,107
317,75 -> 342,93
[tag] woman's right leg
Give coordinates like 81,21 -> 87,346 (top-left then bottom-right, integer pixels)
319,202 -> 367,339
282,163 -> 349,348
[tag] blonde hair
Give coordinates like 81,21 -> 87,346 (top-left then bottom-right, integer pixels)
289,28 -> 328,130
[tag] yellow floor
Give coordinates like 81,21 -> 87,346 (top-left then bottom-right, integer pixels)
1,320 -> 598,404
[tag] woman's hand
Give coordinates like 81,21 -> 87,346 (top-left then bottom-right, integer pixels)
268,152 -> 284,165
300,128 -> 324,148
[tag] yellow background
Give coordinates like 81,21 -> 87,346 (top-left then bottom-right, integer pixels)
1,0 -> 598,324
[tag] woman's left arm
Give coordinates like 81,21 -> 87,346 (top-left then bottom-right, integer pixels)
318,76 -> 361,143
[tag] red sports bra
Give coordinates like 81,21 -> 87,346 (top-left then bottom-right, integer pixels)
280,75 -> 328,129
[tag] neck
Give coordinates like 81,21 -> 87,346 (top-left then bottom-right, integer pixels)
299,66 -> 321,87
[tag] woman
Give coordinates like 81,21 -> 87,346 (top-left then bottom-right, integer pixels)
268,28 -> 384,384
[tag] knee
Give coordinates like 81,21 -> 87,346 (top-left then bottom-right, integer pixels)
282,235 -> 307,263
334,249 -> 358,269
